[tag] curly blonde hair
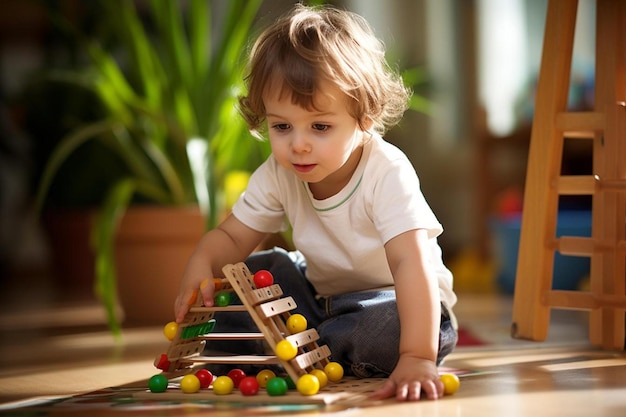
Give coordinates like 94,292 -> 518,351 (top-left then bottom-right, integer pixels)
238,4 -> 411,137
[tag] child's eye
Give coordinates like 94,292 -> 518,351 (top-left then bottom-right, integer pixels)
312,123 -> 330,132
272,123 -> 291,131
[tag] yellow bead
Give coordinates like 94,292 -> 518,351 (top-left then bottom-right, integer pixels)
440,373 -> 460,395
163,321 -> 178,341
309,369 -> 328,388
275,340 -> 298,361
296,374 -> 320,396
180,374 -> 200,393
256,369 -> 276,388
286,314 -> 307,334
324,362 -> 344,382
212,376 -> 234,395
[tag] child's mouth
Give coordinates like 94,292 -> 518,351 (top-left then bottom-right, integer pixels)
293,164 -> 316,173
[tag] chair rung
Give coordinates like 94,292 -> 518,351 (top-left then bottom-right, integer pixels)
545,290 -> 626,311
555,175 -> 626,194
555,111 -> 604,137
555,236 -> 595,256
556,175 -> 598,194
553,236 -> 626,256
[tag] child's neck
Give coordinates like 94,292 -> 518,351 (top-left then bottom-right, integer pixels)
308,144 -> 364,200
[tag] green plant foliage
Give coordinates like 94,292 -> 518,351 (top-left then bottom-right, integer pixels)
34,0 -> 269,335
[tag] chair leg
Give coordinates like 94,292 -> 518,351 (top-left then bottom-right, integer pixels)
511,0 -> 578,341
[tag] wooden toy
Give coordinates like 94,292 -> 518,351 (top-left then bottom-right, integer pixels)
144,262 -> 342,401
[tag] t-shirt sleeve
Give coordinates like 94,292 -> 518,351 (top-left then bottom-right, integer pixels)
371,158 -> 443,244
231,156 -> 288,233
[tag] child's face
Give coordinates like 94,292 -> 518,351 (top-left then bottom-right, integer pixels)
264,80 -> 367,197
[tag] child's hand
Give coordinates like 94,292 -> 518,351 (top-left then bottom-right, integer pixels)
174,258 -> 216,323
370,355 -> 443,401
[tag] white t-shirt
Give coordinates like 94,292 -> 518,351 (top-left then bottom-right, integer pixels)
232,134 -> 456,310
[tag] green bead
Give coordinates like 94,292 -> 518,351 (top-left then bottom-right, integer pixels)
148,374 -> 168,393
266,377 -> 288,396
215,292 -> 231,307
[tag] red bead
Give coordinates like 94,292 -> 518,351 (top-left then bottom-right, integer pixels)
154,354 -> 171,371
195,369 -> 213,389
253,270 -> 274,288
239,376 -> 260,396
227,368 -> 247,388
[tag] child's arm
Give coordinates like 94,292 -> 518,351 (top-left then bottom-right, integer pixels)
373,228 -> 444,401
174,214 -> 267,322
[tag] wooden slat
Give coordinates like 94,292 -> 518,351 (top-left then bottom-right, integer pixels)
256,297 -> 297,319
247,284 -> 283,306
555,111 -> 605,137
545,290 -> 626,310
200,332 -> 266,340
166,340 -> 205,360
192,355 -> 280,365
189,305 -> 247,313
286,328 -> 320,347
555,175 -> 598,195
291,345 -> 331,370
553,236 -> 595,256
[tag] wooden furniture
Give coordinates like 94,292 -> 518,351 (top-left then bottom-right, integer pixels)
511,0 -> 626,349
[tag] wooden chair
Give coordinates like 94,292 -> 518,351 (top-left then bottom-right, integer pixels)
511,0 -> 626,350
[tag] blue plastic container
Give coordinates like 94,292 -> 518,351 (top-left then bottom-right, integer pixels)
491,211 -> 592,293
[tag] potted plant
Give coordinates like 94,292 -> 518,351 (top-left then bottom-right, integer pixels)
33,0 -> 270,334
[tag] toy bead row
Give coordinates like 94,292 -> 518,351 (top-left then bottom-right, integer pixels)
148,363 -> 345,396
148,368 -> 461,397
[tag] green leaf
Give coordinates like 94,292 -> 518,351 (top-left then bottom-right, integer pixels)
189,0 -> 209,81
91,178 -> 137,338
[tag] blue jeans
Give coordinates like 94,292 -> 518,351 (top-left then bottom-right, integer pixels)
209,247 -> 457,377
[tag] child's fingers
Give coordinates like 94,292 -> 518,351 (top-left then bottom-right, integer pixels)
199,278 -> 215,307
369,379 -> 396,400
174,293 -> 192,323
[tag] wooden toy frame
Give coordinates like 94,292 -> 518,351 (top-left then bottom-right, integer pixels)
151,262 -> 334,389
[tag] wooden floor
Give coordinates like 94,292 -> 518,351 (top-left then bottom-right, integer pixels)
0,275 -> 625,416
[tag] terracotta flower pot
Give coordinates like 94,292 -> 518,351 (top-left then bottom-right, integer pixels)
114,206 -> 206,325
43,206 -> 206,326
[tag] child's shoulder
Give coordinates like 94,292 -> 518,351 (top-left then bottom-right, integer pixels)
367,134 -> 412,165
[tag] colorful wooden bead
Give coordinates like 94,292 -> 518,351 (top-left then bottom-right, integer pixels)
324,362 -> 344,382
286,314 -> 307,334
212,376 -> 234,395
238,376 -> 260,396
195,369 -> 213,389
310,369 -> 328,388
180,374 -> 201,393
253,270 -> 274,288
256,369 -> 276,388
440,373 -> 460,395
266,377 -> 288,396
214,292 -> 231,307
163,321 -> 178,341
227,368 -> 247,388
296,374 -> 320,396
148,374 -> 168,393
275,339 -> 298,361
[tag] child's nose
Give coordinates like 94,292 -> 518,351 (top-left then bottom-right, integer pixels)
291,132 -> 311,153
